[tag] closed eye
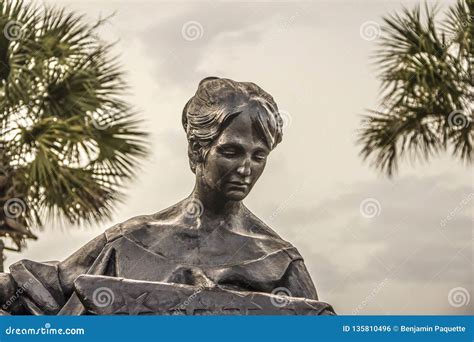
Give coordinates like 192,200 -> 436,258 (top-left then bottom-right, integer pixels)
253,151 -> 268,162
222,150 -> 237,157
217,144 -> 241,158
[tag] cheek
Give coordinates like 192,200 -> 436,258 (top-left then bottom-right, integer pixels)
203,152 -> 236,182
251,161 -> 266,181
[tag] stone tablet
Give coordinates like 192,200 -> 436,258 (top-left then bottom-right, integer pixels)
74,275 -> 335,316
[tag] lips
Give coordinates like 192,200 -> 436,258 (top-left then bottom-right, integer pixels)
228,181 -> 250,187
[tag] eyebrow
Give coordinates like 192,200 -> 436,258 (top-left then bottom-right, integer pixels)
254,147 -> 269,154
218,143 -> 269,154
218,143 -> 241,149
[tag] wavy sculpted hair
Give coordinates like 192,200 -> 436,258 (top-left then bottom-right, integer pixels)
182,77 -> 284,173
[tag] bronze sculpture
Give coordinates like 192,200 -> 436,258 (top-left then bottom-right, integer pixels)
0,77 -> 335,315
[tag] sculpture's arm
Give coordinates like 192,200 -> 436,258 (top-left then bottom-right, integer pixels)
58,233 -> 108,298
0,272 -> 26,314
279,259 -> 336,315
0,233 -> 108,315
280,259 -> 318,300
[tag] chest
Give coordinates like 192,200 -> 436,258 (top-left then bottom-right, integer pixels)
107,236 -> 292,293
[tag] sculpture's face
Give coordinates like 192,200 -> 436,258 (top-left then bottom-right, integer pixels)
198,106 -> 270,201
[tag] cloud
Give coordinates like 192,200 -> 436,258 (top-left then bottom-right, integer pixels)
139,2 -> 310,86
271,173 -> 472,314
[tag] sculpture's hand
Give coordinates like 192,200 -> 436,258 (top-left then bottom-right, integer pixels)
279,260 -> 319,300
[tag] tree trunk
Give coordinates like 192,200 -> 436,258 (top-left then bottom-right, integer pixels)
0,239 -> 4,272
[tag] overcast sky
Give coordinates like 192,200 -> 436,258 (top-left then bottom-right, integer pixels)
6,0 -> 472,315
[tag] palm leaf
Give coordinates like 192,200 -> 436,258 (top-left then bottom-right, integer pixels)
0,0 -> 148,251
358,0 -> 473,176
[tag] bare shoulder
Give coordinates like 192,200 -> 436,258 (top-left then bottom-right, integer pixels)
241,206 -> 287,241
105,201 -> 185,241
150,200 -> 186,223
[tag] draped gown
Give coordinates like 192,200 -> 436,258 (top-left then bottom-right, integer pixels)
0,212 -> 334,315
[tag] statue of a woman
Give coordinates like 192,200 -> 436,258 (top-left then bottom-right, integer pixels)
0,77 -> 335,315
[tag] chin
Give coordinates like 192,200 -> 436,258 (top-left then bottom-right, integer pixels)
224,191 -> 249,201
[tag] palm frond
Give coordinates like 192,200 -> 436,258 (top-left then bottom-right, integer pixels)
1,0 -> 149,249
359,0 -> 473,176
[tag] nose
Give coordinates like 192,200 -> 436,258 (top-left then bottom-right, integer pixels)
236,159 -> 251,177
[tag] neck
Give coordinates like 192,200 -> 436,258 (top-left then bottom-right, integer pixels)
190,179 -> 242,217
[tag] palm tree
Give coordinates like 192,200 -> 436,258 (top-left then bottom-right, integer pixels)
358,0 -> 473,176
0,0 -> 148,270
